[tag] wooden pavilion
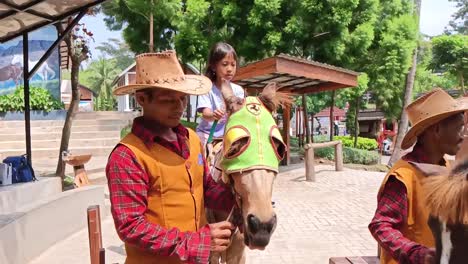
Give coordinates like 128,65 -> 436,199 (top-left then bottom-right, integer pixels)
234,54 -> 359,165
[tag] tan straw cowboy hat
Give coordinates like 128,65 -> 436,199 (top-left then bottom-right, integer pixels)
113,50 -> 211,96
401,88 -> 468,150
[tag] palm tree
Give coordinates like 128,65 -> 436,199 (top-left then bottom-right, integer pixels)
87,57 -> 120,110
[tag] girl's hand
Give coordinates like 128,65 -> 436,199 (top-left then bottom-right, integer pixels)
213,109 -> 225,120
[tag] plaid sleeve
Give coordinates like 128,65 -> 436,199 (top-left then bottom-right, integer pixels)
368,176 -> 433,264
106,144 -> 212,264
202,155 -> 235,212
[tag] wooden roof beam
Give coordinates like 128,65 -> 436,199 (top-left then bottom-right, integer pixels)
296,82 -> 354,94
276,57 -> 358,88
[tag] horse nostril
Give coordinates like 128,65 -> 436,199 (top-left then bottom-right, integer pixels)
247,214 -> 260,234
266,214 -> 277,233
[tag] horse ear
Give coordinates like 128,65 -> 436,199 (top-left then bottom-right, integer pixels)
410,162 -> 449,176
258,82 -> 293,112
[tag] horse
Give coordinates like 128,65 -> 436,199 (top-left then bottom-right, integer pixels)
411,161 -> 468,264
0,64 -> 22,86
11,54 -> 56,81
206,81 -> 291,264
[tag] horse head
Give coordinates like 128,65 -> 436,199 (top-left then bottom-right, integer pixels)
218,80 -> 291,250
412,161 -> 468,264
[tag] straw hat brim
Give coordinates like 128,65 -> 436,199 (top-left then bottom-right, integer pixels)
113,75 -> 212,96
401,108 -> 467,150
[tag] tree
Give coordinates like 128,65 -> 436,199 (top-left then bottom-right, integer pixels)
364,0 -> 418,120
340,74 -> 369,146
430,34 -> 468,94
55,19 -> 93,181
414,39 -> 458,95
446,0 -> 468,34
389,0 -> 421,166
87,58 -> 121,110
102,0 -> 179,53
96,38 -> 135,69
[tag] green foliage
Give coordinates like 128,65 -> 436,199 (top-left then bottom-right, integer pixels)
95,38 -> 135,69
334,136 -> 378,151
446,0 -> 467,34
102,0 -> 179,53
121,125 -> 131,138
94,97 -> 116,111
0,86 -> 63,112
365,7 -> 418,119
314,146 -> 380,165
102,0 -> 419,124
84,58 -> 121,111
340,74 -> 369,136
414,39 -> 459,95
429,34 -> 468,89
180,120 -> 198,130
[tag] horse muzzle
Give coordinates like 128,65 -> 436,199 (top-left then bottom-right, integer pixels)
244,214 -> 277,250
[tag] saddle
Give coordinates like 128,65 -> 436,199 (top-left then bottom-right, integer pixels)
207,139 -> 229,184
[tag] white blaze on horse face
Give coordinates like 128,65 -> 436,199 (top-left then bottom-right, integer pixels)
440,221 -> 453,264
231,169 -> 276,222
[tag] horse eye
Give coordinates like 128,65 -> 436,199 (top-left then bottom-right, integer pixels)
225,137 -> 250,159
224,126 -> 251,159
270,126 -> 287,160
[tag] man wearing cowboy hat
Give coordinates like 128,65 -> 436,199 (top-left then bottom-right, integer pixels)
369,88 -> 467,264
106,51 -> 236,264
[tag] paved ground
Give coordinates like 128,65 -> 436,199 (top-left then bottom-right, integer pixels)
30,161 -> 385,264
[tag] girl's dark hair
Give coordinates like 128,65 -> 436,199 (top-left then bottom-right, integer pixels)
205,42 -> 238,82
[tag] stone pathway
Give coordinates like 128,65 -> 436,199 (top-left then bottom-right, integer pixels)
31,164 -> 384,264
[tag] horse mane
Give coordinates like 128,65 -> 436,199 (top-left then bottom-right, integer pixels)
423,160 -> 468,224
258,83 -> 293,112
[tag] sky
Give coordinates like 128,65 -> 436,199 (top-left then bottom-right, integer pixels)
81,0 -> 458,58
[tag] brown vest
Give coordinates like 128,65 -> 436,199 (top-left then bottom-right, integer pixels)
378,159 -> 437,264
120,130 -> 207,264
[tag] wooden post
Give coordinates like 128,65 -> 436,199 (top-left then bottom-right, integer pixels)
330,90 -> 336,141
302,94 -> 311,144
335,142 -> 344,171
282,103 -> 291,165
88,205 -> 104,264
304,143 -> 315,181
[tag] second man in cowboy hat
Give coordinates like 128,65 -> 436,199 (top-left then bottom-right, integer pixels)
107,51 -> 236,264
368,88 -> 467,264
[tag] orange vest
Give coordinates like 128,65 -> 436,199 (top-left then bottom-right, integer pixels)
120,129 -> 207,264
378,160 -> 437,264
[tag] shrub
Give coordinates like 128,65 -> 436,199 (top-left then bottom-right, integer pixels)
0,86 -> 63,112
180,120 -> 198,130
334,136 -> 378,151
121,125 -> 131,139
314,146 -> 380,165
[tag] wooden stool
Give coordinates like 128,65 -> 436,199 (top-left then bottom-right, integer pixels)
64,154 -> 92,187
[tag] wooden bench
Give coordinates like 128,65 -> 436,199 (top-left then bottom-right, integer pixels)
304,140 -> 343,181
329,256 -> 379,264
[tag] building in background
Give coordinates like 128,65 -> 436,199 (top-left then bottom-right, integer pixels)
60,80 -> 97,112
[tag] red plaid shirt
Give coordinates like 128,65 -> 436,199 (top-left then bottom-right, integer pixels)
106,117 -> 234,264
369,145 -> 444,263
